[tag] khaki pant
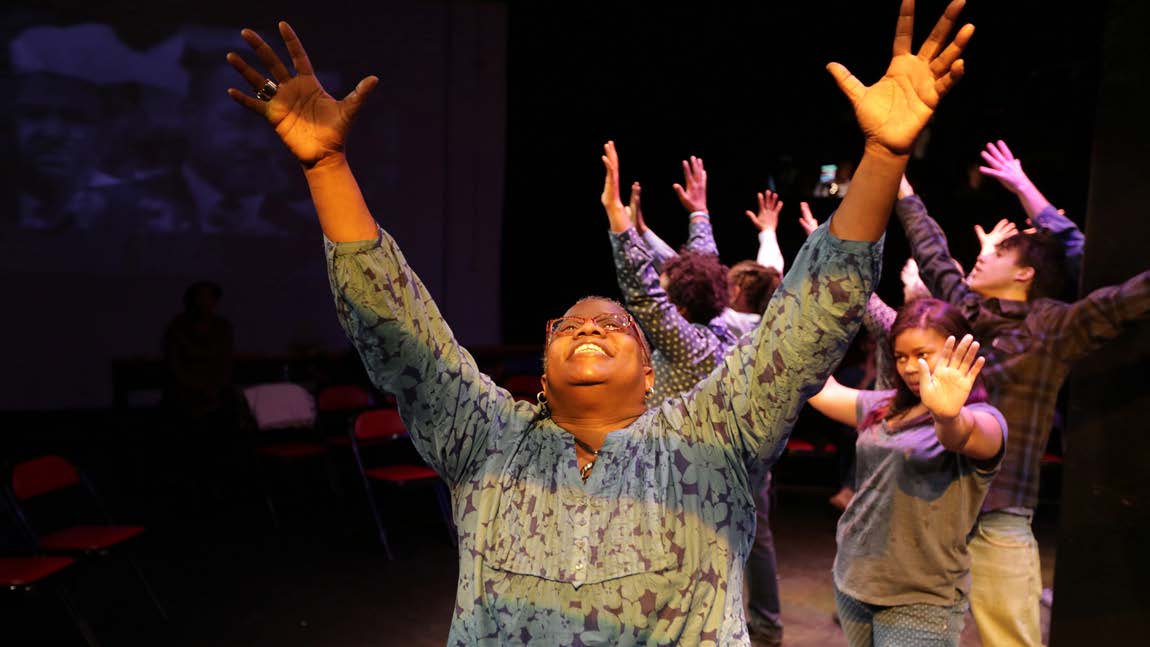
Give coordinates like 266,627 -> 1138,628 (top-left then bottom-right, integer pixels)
968,510 -> 1043,647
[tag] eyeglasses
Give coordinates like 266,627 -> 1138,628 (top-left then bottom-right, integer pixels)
545,312 -> 635,339
544,312 -> 650,365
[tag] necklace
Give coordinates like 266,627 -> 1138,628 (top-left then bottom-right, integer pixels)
572,436 -> 600,481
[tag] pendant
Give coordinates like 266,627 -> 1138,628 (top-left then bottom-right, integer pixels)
580,460 -> 595,481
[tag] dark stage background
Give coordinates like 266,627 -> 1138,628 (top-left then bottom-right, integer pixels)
503,1 -> 1103,343
4,0 -> 1150,643
1,0 -> 506,409
1,1 -> 1106,410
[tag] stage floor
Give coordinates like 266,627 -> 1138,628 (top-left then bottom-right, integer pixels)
8,487 -> 1057,646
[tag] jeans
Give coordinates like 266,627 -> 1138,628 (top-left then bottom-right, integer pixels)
835,585 -> 967,647
746,472 -> 782,642
968,510 -> 1043,647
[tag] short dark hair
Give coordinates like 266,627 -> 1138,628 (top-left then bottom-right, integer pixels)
728,260 -> 781,314
663,251 -> 729,325
998,229 -> 1066,300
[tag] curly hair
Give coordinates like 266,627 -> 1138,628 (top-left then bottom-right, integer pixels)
728,260 -> 781,314
997,229 -> 1067,300
663,251 -> 730,324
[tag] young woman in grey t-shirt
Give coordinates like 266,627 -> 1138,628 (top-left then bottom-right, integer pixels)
808,298 -> 1007,647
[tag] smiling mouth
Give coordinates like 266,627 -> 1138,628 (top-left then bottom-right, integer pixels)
573,343 -> 608,357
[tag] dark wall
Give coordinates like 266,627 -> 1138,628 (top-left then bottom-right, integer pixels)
1,0 -> 506,409
1051,0 -> 1150,642
504,1 -> 1103,341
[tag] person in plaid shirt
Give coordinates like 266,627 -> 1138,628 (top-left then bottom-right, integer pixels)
895,173 -> 1150,646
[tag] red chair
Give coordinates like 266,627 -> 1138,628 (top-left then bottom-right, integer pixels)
243,382 -> 327,460
317,384 -> 375,413
6,455 -> 167,622
243,383 -> 338,525
501,374 -> 542,403
349,409 -> 454,558
0,555 -> 99,646
784,438 -> 838,454
317,384 -> 375,447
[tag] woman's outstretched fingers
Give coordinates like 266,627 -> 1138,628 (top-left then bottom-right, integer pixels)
226,87 -> 265,113
339,76 -> 379,120
961,338 -> 981,373
892,0 -> 915,56
915,0 -> 961,60
934,58 -> 965,98
241,28 -> 292,82
916,0 -> 963,60
225,52 -> 267,93
826,62 -> 864,103
950,334 -> 972,368
929,23 -> 974,76
278,22 -> 315,76
939,334 -> 957,367
969,355 -> 987,380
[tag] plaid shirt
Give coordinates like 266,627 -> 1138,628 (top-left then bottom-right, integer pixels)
896,195 -> 1150,511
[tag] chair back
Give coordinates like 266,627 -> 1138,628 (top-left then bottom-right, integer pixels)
243,382 -> 317,430
11,456 -> 80,502
354,409 -> 409,442
501,374 -> 541,402
317,384 -> 374,412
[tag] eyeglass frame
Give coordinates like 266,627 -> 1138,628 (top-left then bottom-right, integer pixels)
543,312 -> 650,366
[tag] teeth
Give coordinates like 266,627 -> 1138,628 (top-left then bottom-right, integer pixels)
574,343 -> 606,356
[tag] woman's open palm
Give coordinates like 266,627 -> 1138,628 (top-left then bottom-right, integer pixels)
919,333 -> 985,420
226,22 -> 378,167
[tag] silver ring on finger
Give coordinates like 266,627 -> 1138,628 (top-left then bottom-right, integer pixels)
255,78 -> 278,101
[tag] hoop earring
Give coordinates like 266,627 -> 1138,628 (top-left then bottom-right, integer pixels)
537,391 -> 550,417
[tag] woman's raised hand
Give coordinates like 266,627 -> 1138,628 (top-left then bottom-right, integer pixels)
601,141 -> 632,232
919,333 -> 985,421
227,22 -> 378,168
797,202 -> 818,237
827,0 -> 973,156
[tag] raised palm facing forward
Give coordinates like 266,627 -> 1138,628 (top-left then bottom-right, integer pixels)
226,22 -> 378,168
746,190 -> 784,233
919,333 -> 985,421
829,0 -> 973,155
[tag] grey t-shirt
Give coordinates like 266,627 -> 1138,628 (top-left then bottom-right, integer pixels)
833,389 -> 1007,607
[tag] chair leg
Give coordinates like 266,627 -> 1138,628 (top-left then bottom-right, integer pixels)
364,487 -> 394,560
253,455 -> 283,529
349,440 -> 394,559
53,584 -> 101,647
264,493 -> 282,530
125,553 -> 169,623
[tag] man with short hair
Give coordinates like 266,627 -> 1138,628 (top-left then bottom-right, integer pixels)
896,175 -> 1150,647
